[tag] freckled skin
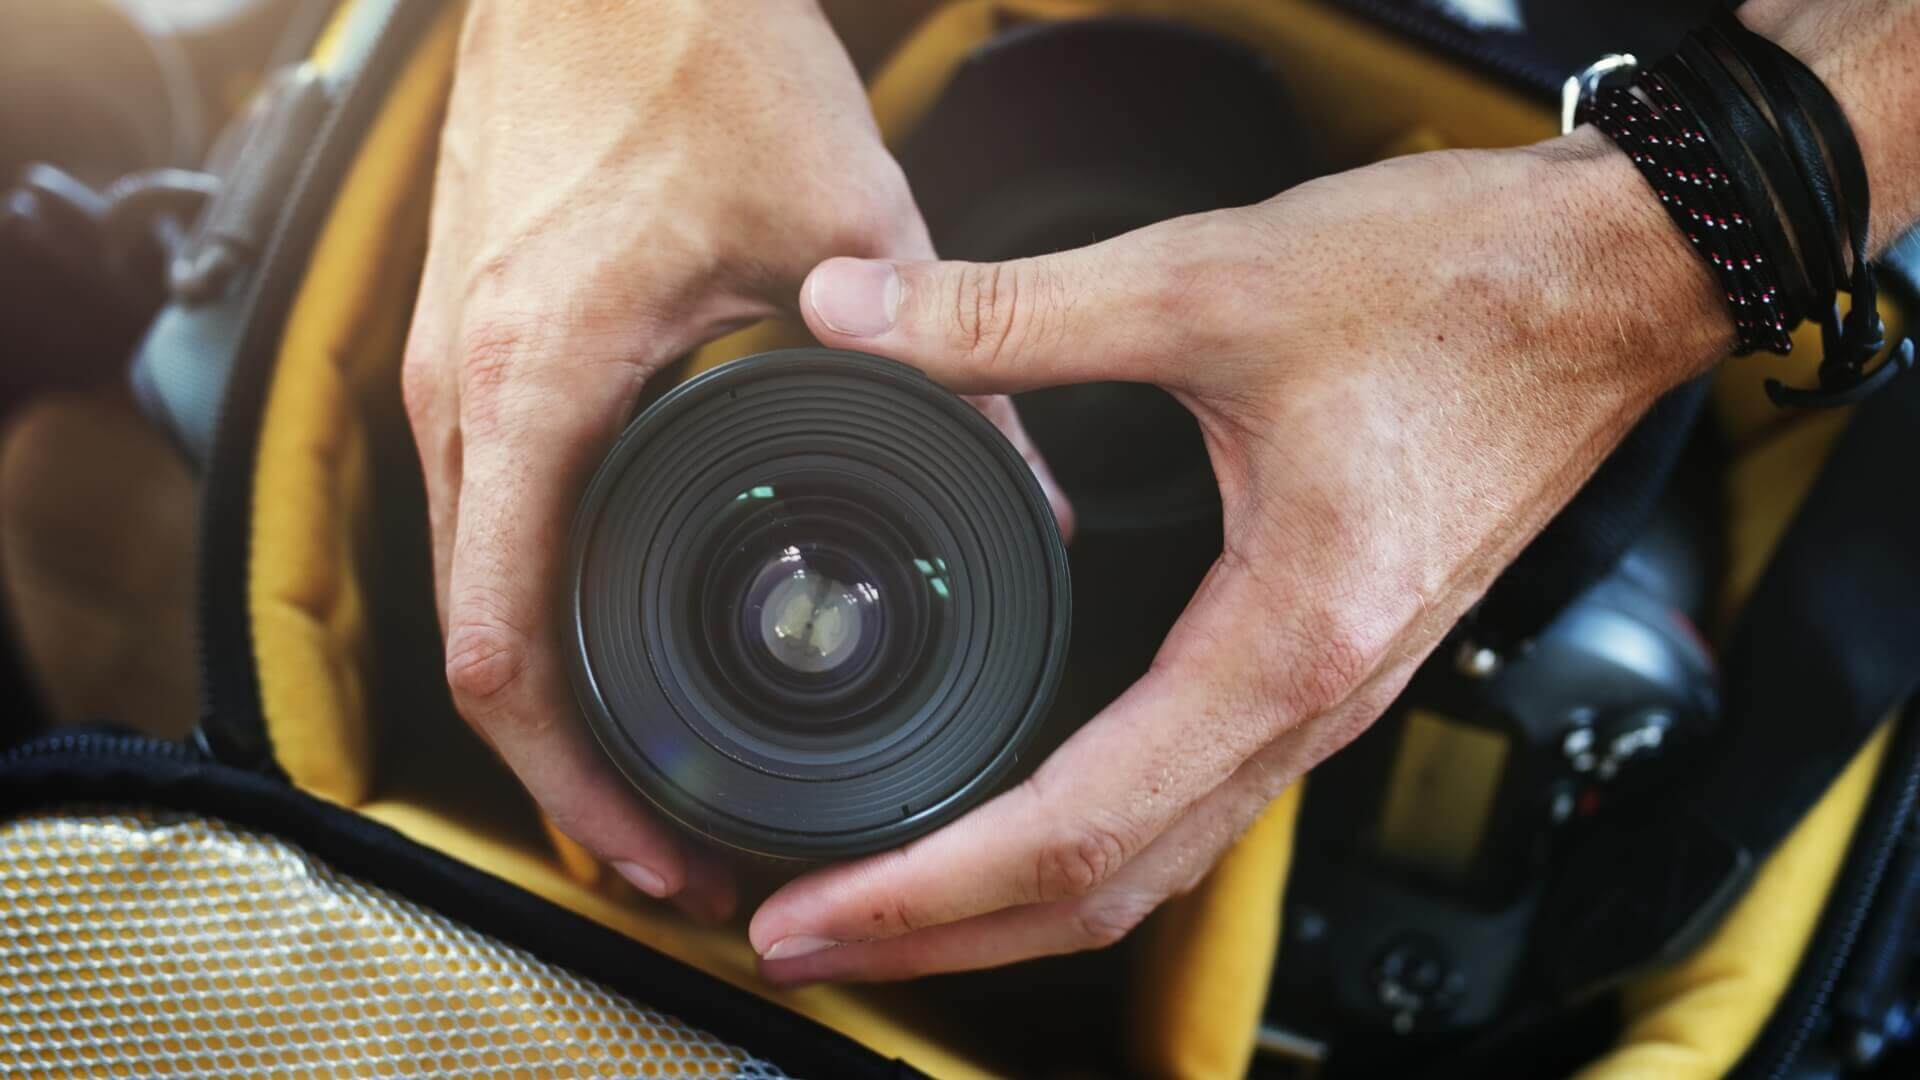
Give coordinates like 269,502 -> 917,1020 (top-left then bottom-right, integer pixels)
402,0 -> 1920,974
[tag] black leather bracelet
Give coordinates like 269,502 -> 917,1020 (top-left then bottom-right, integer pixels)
1672,36 -> 1818,318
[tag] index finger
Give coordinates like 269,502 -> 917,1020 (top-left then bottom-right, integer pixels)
441,332 -> 734,916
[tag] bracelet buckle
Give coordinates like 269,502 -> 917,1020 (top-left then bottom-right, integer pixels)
1561,53 -> 1639,135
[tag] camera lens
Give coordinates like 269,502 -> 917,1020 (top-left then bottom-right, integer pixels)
691,474 -> 948,740
569,349 -> 1069,860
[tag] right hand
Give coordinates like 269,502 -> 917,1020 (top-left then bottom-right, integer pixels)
401,0 -> 1066,922
747,0 -> 1920,983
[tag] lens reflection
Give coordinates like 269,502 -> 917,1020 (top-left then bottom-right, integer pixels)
750,547 -> 881,677
693,475 -> 950,739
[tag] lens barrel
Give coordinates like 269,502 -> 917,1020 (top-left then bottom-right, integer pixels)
569,349 -> 1070,860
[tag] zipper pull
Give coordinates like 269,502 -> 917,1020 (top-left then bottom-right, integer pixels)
1834,814 -> 1920,1066
168,63 -> 332,304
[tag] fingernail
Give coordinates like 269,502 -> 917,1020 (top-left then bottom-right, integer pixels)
761,934 -> 839,961
809,259 -> 900,337
613,861 -> 671,899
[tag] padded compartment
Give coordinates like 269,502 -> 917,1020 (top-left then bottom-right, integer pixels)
244,1 -> 1890,1076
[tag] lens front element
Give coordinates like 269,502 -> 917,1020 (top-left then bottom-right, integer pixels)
569,350 -> 1070,860
750,547 -> 876,678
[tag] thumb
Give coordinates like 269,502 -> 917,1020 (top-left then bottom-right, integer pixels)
799,227 -> 1195,393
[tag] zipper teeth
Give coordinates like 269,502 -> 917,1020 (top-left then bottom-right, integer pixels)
2,732 -> 201,764
1763,731 -> 1920,1078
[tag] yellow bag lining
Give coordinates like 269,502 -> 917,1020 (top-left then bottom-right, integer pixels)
248,1 -> 1895,1075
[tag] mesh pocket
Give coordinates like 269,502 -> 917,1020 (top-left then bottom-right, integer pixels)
0,806 -> 791,1079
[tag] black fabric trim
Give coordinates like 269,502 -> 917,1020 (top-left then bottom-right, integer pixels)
195,0 -> 444,774
1474,378 -> 1712,646
0,739 -> 926,1080
1732,700 -> 1920,1078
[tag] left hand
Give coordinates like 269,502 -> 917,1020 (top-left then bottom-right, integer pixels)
400,0 -> 1069,926
746,126 -> 1734,981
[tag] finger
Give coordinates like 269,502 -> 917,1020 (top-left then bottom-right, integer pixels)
965,392 -> 1075,541
797,214 -> 1220,394
400,297 -> 463,630
749,568 -> 1295,957
848,214 -> 1077,538
442,330 -> 733,912
759,733 -> 1300,984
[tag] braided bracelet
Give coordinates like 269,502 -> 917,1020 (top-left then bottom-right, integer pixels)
1565,13 -> 1915,407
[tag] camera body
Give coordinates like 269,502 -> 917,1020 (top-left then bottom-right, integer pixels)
1269,512 -> 1719,1048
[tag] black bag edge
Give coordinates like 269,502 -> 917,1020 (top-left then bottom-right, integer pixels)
0,731 -> 927,1080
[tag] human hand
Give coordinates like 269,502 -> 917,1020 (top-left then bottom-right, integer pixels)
745,127 -> 1735,976
401,0 -> 1066,922
745,0 -> 1920,982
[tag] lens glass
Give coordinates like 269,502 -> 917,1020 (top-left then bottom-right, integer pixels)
687,475 -> 953,749
748,548 -> 879,677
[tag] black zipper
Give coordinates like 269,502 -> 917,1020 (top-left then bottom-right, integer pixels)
1737,704 -> 1920,1078
193,0 -> 444,774
2,730 -> 204,767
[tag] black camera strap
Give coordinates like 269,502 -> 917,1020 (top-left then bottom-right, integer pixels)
1538,360 -> 1920,997
1470,378 -> 1711,649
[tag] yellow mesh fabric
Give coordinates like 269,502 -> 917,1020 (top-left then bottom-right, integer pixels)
0,807 -> 788,1080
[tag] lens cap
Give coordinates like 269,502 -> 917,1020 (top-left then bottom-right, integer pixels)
569,349 -> 1071,860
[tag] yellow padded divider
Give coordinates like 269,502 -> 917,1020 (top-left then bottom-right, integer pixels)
1578,397 -> 1887,1080
1130,784 -> 1303,1080
877,0 -> 1557,158
250,2 -> 460,805
1578,724 -> 1890,1080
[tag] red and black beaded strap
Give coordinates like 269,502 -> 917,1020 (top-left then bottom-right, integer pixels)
1586,75 -> 1793,355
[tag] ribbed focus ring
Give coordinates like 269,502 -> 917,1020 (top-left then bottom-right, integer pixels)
569,350 -> 1070,860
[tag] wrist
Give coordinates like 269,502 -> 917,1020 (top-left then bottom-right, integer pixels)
1518,127 -> 1734,399
1740,0 -> 1920,251
1512,0 -> 1920,408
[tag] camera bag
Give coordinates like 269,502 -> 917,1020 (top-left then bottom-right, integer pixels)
4,1 -> 1918,1076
